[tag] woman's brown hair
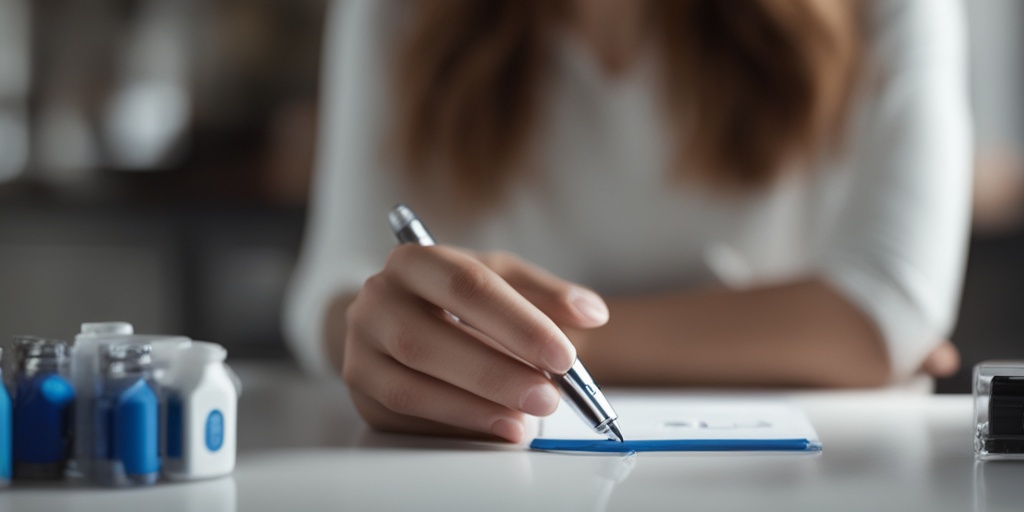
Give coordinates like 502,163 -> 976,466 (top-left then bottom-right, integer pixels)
395,0 -> 864,200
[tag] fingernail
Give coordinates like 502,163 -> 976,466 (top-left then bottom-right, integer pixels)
541,343 -> 576,374
491,418 -> 525,443
569,288 -> 609,324
520,384 -> 561,416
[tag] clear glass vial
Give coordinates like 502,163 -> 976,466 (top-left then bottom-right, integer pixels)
11,336 -> 75,479
93,343 -> 160,486
974,361 -> 1024,460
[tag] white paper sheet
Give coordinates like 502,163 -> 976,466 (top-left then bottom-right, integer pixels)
533,395 -> 822,452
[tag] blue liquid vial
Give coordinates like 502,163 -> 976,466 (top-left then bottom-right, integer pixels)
0,347 -> 12,487
11,336 -> 75,480
93,344 -> 160,486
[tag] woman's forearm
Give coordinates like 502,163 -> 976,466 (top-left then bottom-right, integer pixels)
327,277 -> 895,387
571,278 -> 892,388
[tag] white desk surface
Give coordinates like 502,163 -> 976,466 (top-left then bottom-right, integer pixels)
3,361 -> 1021,512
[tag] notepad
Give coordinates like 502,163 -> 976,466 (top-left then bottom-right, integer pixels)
531,395 -> 822,453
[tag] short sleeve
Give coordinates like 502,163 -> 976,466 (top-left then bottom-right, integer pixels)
818,0 -> 973,379
282,0 -> 403,378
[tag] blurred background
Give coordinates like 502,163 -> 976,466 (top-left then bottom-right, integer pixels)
0,0 -> 1021,393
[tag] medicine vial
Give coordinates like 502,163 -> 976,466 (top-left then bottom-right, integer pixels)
0,347 -> 11,487
11,336 -> 75,479
93,343 -> 160,486
162,342 -> 237,480
974,361 -> 1024,460
70,322 -> 190,481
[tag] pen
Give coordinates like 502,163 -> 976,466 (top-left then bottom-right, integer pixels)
387,203 -> 624,443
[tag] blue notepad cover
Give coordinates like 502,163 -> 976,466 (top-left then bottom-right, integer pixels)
529,437 -> 822,453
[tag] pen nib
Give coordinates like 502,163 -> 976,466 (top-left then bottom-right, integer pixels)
606,422 -> 624,443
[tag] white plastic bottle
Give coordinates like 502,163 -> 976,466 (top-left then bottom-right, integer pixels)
162,342 -> 237,480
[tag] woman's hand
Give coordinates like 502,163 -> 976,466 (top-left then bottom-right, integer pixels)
341,246 -> 609,443
919,341 -> 960,378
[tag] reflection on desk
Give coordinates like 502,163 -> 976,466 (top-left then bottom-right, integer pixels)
3,362 -> 1021,512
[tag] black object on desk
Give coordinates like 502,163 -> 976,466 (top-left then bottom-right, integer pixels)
986,376 -> 1024,453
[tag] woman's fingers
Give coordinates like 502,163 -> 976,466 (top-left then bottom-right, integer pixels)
343,342 -> 529,442
385,244 -> 577,374
476,251 -> 609,329
354,289 -> 562,417
348,388 -> 514,442
343,244 -> 605,442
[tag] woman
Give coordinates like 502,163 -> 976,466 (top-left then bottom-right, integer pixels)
285,0 -> 971,443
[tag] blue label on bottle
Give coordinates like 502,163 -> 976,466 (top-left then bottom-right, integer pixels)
206,410 -> 224,452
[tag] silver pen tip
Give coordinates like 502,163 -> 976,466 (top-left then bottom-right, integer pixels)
388,204 -> 415,232
607,421 -> 624,443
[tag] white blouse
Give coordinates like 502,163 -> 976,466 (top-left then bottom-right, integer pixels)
284,0 -> 973,381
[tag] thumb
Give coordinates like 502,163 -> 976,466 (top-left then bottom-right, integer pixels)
476,251 -> 609,329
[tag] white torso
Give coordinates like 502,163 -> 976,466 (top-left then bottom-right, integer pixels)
285,0 -> 973,380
